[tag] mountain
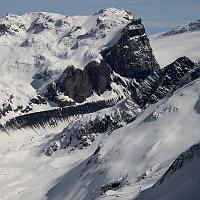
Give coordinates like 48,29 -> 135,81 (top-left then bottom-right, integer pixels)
0,7 -> 159,123
150,20 -> 200,67
0,8 -> 200,200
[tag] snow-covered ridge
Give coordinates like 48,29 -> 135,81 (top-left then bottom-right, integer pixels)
156,19 -> 200,37
44,77 -> 200,200
0,7 -> 160,122
0,9 -> 200,200
136,143 -> 200,200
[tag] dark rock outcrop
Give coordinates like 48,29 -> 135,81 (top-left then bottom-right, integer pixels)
43,98 -> 138,155
55,66 -> 93,103
0,24 -> 8,36
44,18 -> 160,104
103,18 -> 159,80
4,97 -> 120,130
157,143 -> 200,185
85,61 -> 112,95
46,61 -> 113,104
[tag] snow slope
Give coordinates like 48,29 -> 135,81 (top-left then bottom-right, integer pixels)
136,143 -> 200,200
0,8 -> 133,72
1,76 -> 200,200
150,20 -> 200,67
1,10 -> 200,200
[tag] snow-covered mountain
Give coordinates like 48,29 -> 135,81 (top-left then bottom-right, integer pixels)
150,20 -> 200,67
0,8 -> 200,200
0,7 -> 159,123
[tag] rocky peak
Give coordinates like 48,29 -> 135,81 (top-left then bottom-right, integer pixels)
0,8 -> 160,121
95,7 -> 133,18
103,18 -> 159,80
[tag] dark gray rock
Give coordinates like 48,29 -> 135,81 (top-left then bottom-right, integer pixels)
85,61 -> 112,95
103,18 -> 159,80
44,18 -> 160,104
4,98 -> 119,130
56,66 -> 93,103
45,61 -> 113,103
157,143 -> 200,185
0,24 -> 8,35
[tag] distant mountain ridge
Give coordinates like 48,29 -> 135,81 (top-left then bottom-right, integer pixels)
150,19 -> 200,67
158,19 -> 200,37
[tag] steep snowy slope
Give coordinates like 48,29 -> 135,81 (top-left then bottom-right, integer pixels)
1,8 -> 200,200
150,20 -> 200,67
136,143 -> 200,200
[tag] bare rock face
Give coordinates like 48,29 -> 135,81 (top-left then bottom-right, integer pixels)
46,61 -> 112,103
85,61 -> 112,95
0,24 -> 8,35
135,56 -> 196,107
49,66 -> 93,103
103,18 -> 160,80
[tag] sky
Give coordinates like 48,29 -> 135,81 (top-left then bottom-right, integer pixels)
0,0 -> 199,34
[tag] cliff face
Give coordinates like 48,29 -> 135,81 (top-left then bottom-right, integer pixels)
46,61 -> 112,104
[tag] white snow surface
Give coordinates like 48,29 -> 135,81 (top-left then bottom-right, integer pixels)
1,77 -> 200,199
150,27 -> 200,67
